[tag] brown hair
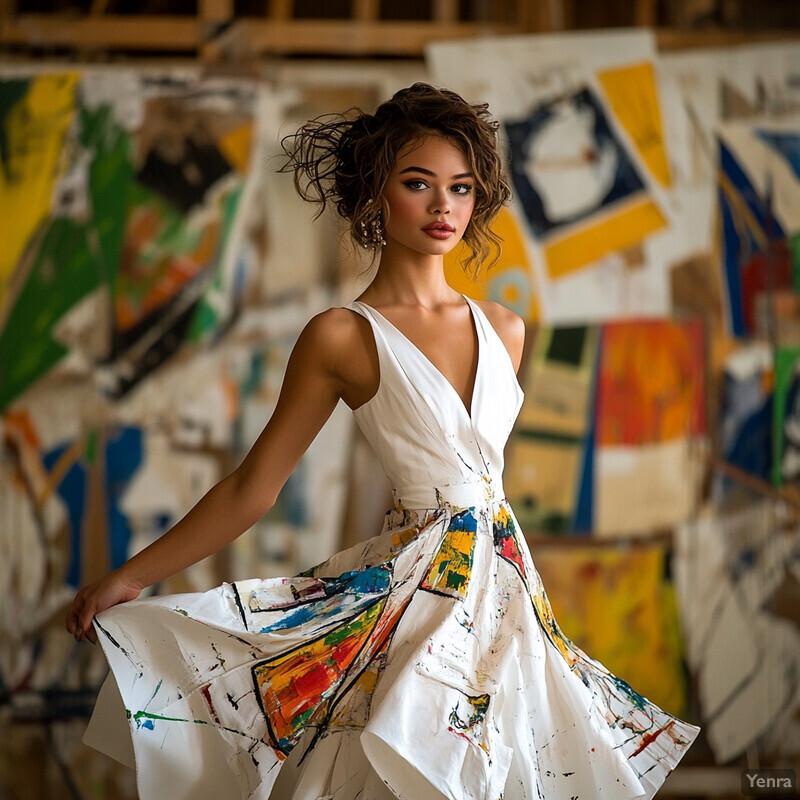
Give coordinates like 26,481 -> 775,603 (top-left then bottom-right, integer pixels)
280,82 -> 511,277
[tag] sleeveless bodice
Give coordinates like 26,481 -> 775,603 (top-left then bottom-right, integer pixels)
345,295 -> 524,509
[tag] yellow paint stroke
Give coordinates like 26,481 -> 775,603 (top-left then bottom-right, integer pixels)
0,74 -> 80,313
329,660 -> 380,730
421,525 -> 475,598
718,167 -> 768,251
597,62 -> 672,188
445,206 -> 540,322
544,195 -> 666,279
218,122 -> 253,173
38,438 -> 84,507
391,526 -> 419,552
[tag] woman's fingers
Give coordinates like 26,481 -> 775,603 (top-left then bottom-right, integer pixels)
66,591 -> 84,636
66,588 -> 97,643
80,621 -> 98,644
67,572 -> 142,644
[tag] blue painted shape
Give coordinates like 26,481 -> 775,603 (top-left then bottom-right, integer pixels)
573,328 -> 600,535
42,444 -> 86,588
104,426 -> 143,570
756,129 -> 800,182
43,425 -> 143,588
253,565 -> 392,634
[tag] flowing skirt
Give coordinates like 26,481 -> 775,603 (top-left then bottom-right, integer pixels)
86,499 -> 700,800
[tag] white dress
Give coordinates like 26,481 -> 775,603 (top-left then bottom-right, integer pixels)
85,295 -> 701,800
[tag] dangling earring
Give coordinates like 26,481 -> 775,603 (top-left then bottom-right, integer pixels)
371,214 -> 387,248
360,198 -> 386,249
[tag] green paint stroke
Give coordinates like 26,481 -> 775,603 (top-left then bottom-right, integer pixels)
0,99 -> 133,410
772,346 -> 800,487
0,79 -> 31,176
127,709 -> 208,725
187,181 -> 245,344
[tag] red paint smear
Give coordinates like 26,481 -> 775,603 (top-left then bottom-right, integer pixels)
200,684 -> 221,726
630,720 -> 675,757
498,534 -> 526,577
261,607 -> 381,744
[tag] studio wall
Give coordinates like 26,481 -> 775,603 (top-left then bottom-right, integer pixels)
2,32 -> 800,796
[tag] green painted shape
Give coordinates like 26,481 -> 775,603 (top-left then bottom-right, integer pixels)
85,428 -> 98,465
772,346 -> 800,487
188,181 -> 245,344
113,181 -> 188,305
445,570 -> 467,591
0,79 -> 31,177
323,600 -> 381,648
0,101 -> 133,410
128,709 -> 206,725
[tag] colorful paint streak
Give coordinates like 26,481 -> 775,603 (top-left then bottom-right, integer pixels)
0,74 -> 81,314
0,96 -> 131,410
718,135 -> 791,338
492,505 -> 527,579
0,73 -> 258,409
254,598 -> 386,754
448,690 -> 491,755
421,509 -> 477,598
41,425 -> 143,587
596,319 -> 706,446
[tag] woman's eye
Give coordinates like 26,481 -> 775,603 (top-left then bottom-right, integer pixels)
404,180 -> 428,190
452,184 -> 473,195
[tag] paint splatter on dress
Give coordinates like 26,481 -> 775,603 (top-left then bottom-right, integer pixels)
86,296 -> 700,800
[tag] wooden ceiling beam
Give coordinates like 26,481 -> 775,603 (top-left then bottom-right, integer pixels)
215,19 -> 508,57
1,14 -> 199,49
656,26 -> 800,49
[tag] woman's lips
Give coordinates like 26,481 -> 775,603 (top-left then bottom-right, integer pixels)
422,223 -> 455,240
423,228 -> 454,239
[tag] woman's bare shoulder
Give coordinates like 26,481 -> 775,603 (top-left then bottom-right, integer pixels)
473,299 -> 526,371
296,307 -> 378,405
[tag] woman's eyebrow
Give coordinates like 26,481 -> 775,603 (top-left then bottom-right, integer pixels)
399,166 -> 473,179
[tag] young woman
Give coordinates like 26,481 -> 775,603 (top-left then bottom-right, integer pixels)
67,83 -> 699,800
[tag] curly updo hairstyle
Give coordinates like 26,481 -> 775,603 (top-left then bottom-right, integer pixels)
280,82 -> 511,277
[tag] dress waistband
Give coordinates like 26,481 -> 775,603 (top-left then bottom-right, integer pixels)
391,478 -> 505,510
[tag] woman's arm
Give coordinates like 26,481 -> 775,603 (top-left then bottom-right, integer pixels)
66,309 -> 366,643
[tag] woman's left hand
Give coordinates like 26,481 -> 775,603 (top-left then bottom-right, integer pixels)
66,570 -> 143,644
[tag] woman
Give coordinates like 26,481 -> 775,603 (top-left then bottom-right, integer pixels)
67,83 -> 699,800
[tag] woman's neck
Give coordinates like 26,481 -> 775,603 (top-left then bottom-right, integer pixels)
358,247 -> 460,310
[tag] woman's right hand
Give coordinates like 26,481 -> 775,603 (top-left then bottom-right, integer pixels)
66,570 -> 143,644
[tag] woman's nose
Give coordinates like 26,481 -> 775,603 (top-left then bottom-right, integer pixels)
429,190 -> 450,214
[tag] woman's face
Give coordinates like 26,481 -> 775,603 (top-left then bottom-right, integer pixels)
381,135 -> 475,258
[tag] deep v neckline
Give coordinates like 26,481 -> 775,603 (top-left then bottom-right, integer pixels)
354,295 -> 482,424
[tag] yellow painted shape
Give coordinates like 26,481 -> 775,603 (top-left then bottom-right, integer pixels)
445,206 -> 539,322
544,196 -> 666,279
597,61 -> 672,188
0,73 -> 80,312
329,661 -> 380,730
391,526 -> 419,551
218,122 -> 253,173
422,526 -> 475,598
